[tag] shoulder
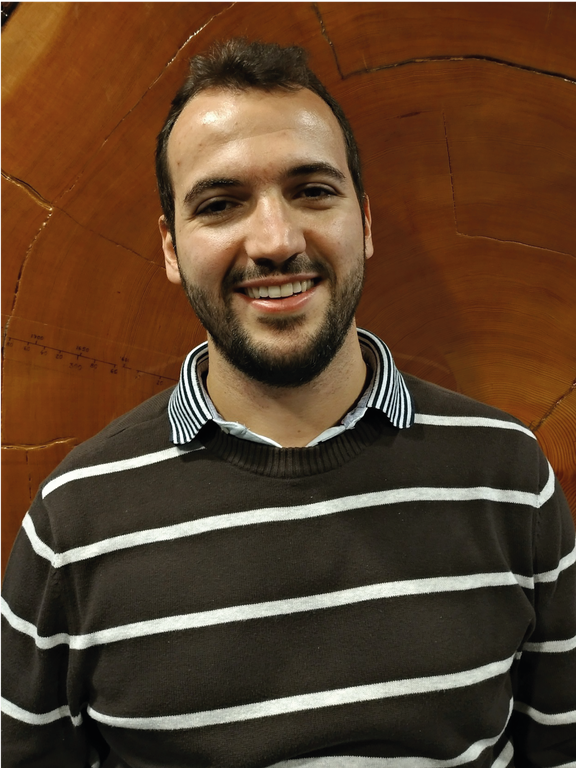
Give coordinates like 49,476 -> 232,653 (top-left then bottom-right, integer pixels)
405,373 -> 521,422
42,386 -> 176,483
401,373 -> 544,473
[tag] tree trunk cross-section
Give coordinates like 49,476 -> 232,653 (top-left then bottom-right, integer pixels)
2,3 -> 575,575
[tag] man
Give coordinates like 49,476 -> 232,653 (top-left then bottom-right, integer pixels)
2,39 -> 575,768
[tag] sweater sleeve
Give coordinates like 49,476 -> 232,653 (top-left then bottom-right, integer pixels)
511,458 -> 576,766
1,496 -> 101,768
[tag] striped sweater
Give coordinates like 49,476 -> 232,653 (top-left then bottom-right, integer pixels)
2,373 -> 575,768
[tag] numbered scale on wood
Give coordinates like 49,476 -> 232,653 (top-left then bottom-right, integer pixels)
4,334 -> 176,386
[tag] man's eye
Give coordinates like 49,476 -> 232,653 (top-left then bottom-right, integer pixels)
300,185 -> 334,199
197,199 -> 234,216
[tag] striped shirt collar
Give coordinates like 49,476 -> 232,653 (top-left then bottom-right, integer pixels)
168,328 -> 414,445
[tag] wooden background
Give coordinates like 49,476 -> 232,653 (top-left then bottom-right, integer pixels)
2,2 -> 575,576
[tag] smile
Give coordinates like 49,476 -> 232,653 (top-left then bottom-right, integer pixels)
244,279 -> 315,299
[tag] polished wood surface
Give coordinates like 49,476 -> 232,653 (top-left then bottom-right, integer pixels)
2,3 -> 575,574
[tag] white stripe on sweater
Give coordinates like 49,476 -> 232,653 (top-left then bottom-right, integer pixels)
414,414 -> 536,440
41,445 -> 200,499
9,534 -> 574,652
0,696 -> 83,727
270,712 -> 514,766
514,701 -> 576,725
523,633 -> 576,654
533,544 -> 576,583
491,741 -> 514,768
0,656 -> 514,732
25,470 -> 557,569
86,655 -> 516,730
1,597 -> 70,648
0,572 -> 534,651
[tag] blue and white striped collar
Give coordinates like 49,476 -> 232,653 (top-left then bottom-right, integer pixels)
168,328 -> 414,445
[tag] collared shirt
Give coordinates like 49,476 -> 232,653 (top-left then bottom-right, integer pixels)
168,328 -> 414,447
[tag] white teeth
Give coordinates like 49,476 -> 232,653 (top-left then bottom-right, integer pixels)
246,280 -> 314,299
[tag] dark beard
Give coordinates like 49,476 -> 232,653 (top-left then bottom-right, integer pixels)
179,256 -> 366,388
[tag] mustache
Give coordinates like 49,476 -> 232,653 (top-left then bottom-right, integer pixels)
223,256 -> 333,290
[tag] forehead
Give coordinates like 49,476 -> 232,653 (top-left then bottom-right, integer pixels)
167,87 -> 349,186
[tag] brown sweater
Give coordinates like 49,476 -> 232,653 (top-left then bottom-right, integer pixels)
2,374 -> 575,768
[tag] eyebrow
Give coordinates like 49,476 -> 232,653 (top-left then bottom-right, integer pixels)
285,162 -> 346,184
183,178 -> 241,208
182,162 -> 347,209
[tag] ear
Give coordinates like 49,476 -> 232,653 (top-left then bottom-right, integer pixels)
363,195 -> 373,260
159,216 -> 182,285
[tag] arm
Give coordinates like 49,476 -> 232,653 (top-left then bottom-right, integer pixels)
512,460 -> 576,766
1,498 -> 101,768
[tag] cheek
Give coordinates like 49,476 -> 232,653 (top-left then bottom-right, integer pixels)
318,214 -> 365,261
177,230 -> 236,284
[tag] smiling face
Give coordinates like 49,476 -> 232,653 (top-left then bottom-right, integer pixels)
159,87 -> 373,387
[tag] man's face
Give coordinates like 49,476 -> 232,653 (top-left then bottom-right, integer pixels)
159,87 -> 373,387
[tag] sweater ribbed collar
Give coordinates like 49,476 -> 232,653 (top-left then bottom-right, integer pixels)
168,328 -> 414,446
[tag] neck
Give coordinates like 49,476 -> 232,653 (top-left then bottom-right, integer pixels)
205,325 -> 367,448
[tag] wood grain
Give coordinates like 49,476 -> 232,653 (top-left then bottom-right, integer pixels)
2,3 -> 575,576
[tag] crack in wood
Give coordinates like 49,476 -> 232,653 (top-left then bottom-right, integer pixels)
59,209 -> 162,266
344,55 -> 576,84
2,170 -> 157,265
455,231 -> 574,259
1,170 -> 53,209
530,377 -> 576,433
312,7 -> 575,85
442,117 -> 574,258
442,113 -> 459,233
54,3 -> 237,204
2,438 -> 77,450
3,209 -> 54,344
160,2 -> 236,73
0,207 -> 54,440
0,208 -> 54,441
314,6 -> 575,258
313,3 -> 344,79
1,2 -> 20,28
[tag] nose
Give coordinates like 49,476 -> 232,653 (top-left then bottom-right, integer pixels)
244,194 -> 306,266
